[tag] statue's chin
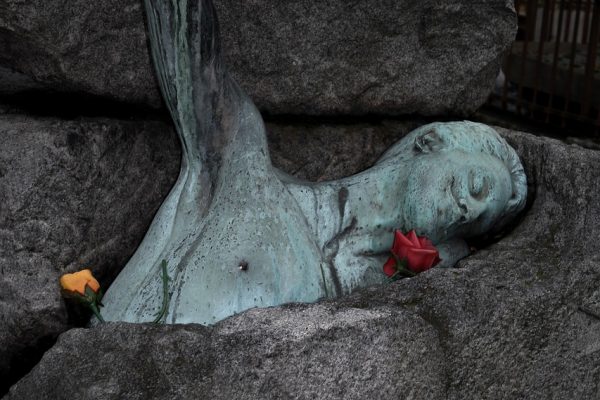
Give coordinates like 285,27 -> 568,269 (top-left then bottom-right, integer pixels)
399,196 -> 443,243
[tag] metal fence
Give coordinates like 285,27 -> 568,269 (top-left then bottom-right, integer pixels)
489,0 -> 600,135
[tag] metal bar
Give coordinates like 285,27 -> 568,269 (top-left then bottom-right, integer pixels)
489,0 -> 600,135
561,0 -> 584,126
527,0 -> 539,40
532,0 -> 553,108
549,0 -> 557,38
581,0 -> 600,116
517,0 -> 538,114
564,0 -> 574,42
546,0 -> 567,122
583,0 -> 593,44
490,91 -> 596,123
502,0 -> 523,111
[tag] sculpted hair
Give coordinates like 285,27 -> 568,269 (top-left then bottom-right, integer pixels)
378,121 -> 528,231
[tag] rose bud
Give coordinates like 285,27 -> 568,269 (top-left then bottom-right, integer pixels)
59,269 -> 104,322
384,230 -> 441,279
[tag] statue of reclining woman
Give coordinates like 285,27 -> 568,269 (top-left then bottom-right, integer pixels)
100,0 -> 527,325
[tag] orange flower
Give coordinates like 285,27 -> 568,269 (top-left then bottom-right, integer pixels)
59,269 -> 100,296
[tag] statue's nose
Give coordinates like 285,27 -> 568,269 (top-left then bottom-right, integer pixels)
457,198 -> 486,222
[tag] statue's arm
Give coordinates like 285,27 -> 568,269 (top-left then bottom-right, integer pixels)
145,0 -> 225,134
435,238 -> 471,268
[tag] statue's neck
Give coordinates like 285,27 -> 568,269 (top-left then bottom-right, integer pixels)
284,161 -> 410,253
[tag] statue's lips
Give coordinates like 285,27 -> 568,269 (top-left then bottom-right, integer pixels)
359,229 -> 396,257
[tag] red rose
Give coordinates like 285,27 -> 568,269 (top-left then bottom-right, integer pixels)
383,230 -> 441,277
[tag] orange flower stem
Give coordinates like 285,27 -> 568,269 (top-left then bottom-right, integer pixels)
89,302 -> 105,323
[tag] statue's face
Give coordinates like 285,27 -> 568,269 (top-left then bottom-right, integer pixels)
400,150 -> 514,242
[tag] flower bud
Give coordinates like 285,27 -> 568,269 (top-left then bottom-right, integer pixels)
59,269 -> 104,322
60,269 -> 100,296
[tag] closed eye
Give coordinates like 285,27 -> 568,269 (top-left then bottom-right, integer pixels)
470,173 -> 489,200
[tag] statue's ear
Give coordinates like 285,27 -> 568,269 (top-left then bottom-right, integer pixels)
414,130 -> 444,153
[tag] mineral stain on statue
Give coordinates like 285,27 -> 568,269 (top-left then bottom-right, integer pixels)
100,0 -> 527,325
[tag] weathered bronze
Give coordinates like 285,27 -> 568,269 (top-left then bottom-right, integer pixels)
100,0 -> 527,325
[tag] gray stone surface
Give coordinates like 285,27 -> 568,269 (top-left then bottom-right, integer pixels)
0,67 -> 43,95
6,129 -> 600,399
217,0 -> 516,116
0,0 -> 161,107
266,118 -> 424,180
0,0 -> 516,116
0,114 -> 180,392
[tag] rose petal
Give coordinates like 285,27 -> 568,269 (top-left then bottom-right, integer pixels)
391,230 -> 414,259
79,270 -> 100,292
60,269 -> 100,295
60,273 -> 85,295
418,236 -> 434,249
86,278 -> 100,293
406,248 -> 440,273
383,257 -> 397,277
407,230 -> 421,248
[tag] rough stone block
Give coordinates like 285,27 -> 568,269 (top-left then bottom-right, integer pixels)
0,114 -> 180,392
0,0 -> 516,116
6,129 -> 600,399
